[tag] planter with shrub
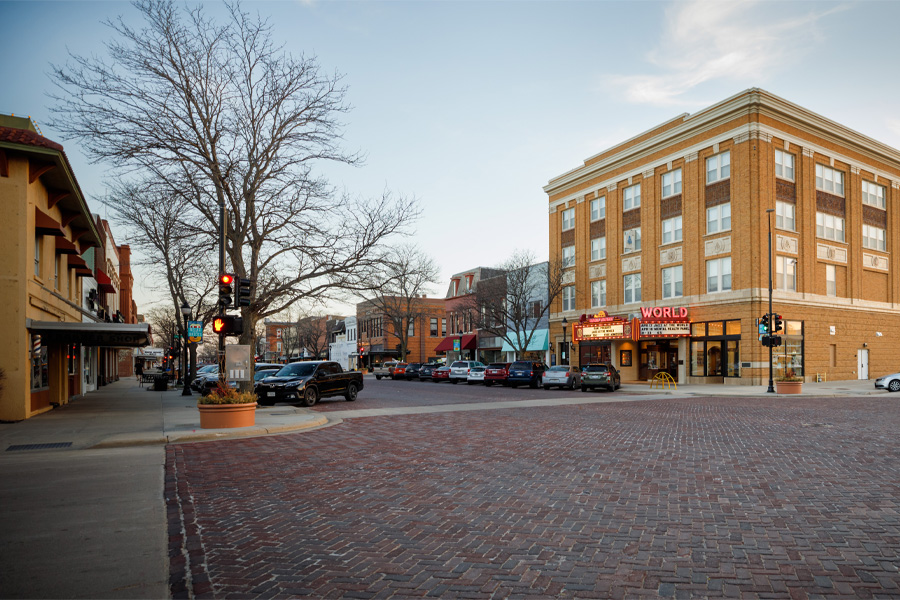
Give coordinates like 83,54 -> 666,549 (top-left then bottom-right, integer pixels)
197,383 -> 258,429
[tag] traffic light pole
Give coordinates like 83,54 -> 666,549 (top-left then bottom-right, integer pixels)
219,197 -> 226,385
766,208 -> 775,394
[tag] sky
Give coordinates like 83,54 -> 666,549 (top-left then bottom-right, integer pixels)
3,0 -> 900,318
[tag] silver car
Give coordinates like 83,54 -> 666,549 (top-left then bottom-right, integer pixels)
542,365 -> 581,390
875,372 -> 900,392
466,366 -> 486,385
449,360 -> 484,383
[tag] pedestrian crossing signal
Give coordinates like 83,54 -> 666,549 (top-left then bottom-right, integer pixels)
212,315 -> 243,336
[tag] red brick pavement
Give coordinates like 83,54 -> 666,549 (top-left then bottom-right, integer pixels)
166,396 -> 900,598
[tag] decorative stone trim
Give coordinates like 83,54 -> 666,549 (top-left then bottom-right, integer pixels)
549,205 -> 557,213
642,169 -> 654,179
802,147 -> 815,158
749,125 -> 771,142
562,270 -> 576,284
713,142 -> 720,154
667,161 -> 672,171
733,131 -> 750,145
776,235 -> 798,255
816,243 -> 847,263
589,264 -> 606,279
576,196 -> 585,204
863,253 -> 889,272
892,181 -> 900,190
685,151 -> 698,163
660,246 -> 682,265
622,255 -> 641,273
704,236 -> 731,257
850,166 -> 860,175
607,184 -> 617,193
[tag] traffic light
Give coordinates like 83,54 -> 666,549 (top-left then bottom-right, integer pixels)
760,314 -> 770,331
234,277 -> 253,308
218,273 -> 234,308
212,315 -> 244,336
774,314 -> 784,333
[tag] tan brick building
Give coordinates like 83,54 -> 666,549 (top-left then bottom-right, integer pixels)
546,89 -> 900,385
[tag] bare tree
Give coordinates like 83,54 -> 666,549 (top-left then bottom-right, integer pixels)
49,0 -> 417,354
294,315 -> 334,359
360,245 -> 440,361
465,250 -> 565,360
145,305 -> 179,350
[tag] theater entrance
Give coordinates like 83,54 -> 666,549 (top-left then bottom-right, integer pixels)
639,340 -> 679,381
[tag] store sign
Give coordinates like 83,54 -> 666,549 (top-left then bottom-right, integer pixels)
639,321 -> 691,338
640,306 -> 689,321
574,318 -> 633,341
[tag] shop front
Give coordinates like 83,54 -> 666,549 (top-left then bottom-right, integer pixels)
689,319 -> 742,381
636,306 -> 691,382
572,312 -> 632,370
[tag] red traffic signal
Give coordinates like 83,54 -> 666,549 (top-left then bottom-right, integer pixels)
219,273 -> 234,285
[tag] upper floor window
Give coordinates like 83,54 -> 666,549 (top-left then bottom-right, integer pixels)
662,265 -> 683,299
562,286 -> 576,312
623,183 -> 641,211
623,273 -> 642,304
862,181 -> 886,209
561,208 -> 575,231
528,300 -> 543,318
562,245 -> 575,268
706,257 -> 732,293
816,164 -> 844,196
34,236 -> 41,277
816,212 -> 845,242
624,227 -> 641,253
590,197 -> 605,221
775,150 -> 794,180
407,320 -> 415,337
590,236 -> 606,261
442,318 -> 447,337
707,203 -> 731,234
430,318 -> 438,337
54,255 -> 61,289
706,151 -> 730,184
590,280 -> 606,308
662,216 -> 682,245
775,201 -> 795,231
775,256 -> 797,291
661,169 -> 682,198
825,264 -> 836,297
862,224 -> 886,251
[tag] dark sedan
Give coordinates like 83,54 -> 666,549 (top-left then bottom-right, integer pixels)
418,363 -> 439,380
403,363 -> 424,380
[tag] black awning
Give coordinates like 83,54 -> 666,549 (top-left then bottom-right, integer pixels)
26,319 -> 151,347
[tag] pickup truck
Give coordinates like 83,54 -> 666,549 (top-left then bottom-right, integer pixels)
255,361 -> 364,407
372,361 -> 398,380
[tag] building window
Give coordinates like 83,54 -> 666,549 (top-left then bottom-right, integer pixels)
562,245 -> 575,268
624,227 -> 641,253
528,300 -> 542,318
706,151 -> 730,184
590,237 -> 606,261
826,264 -> 836,297
623,183 -> 641,211
661,216 -> 682,244
562,286 -> 576,311
30,335 -> 49,391
561,208 -> 575,231
662,265 -> 683,299
54,255 -> 60,289
775,201 -> 795,231
816,212 -> 845,242
862,181 -> 886,209
775,150 -> 794,180
816,164 -> 844,196
441,318 -> 447,337
862,224 -> 886,251
706,203 -> 731,234
776,256 -> 797,291
430,318 -> 438,336
590,197 -> 605,221
34,236 -> 41,277
590,280 -> 606,308
661,169 -> 682,197
407,320 -> 415,337
706,257 -> 732,293
623,273 -> 641,304
690,320 -> 742,377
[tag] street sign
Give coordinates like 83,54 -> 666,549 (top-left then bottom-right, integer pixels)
188,320 -> 203,343
453,338 -> 460,352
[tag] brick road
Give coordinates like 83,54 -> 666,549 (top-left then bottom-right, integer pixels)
166,395 -> 900,598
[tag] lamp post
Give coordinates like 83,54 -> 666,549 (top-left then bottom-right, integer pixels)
766,208 -> 775,394
181,301 -> 192,396
561,317 -> 568,365
457,330 -> 464,361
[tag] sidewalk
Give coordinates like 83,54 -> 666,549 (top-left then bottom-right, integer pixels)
623,377 -> 887,398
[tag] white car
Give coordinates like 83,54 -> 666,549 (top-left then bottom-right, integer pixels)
466,366 -> 486,385
874,372 -> 900,392
542,365 -> 581,390
449,360 -> 485,383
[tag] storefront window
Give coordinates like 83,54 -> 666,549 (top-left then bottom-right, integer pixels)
691,341 -> 705,376
773,320 -> 804,378
707,321 -> 724,337
726,320 -> 741,336
726,341 -> 740,377
706,341 -> 722,376
692,323 -> 705,337
691,320 -> 742,377
31,335 -> 49,391
68,344 -> 77,376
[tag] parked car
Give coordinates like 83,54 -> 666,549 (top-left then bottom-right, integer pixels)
449,360 -> 485,384
190,364 -> 219,392
200,363 -> 281,396
581,363 -> 621,392
542,365 -> 581,390
255,360 -> 364,406
507,361 -> 548,388
372,361 -> 399,380
404,363 -> 424,380
432,366 -> 451,382
419,363 -> 439,380
875,372 -> 900,392
466,366 -> 486,385
484,362 -> 512,386
391,362 -> 409,380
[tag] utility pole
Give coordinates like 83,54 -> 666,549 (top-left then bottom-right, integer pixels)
766,208 -> 775,394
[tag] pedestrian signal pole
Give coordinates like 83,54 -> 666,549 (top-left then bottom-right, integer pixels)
766,208 -> 775,394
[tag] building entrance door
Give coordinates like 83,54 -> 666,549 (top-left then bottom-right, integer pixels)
858,349 -> 869,380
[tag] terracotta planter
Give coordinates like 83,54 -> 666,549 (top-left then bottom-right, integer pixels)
197,402 -> 257,429
775,381 -> 803,394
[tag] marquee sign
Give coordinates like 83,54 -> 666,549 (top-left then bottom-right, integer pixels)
638,306 -> 690,339
574,312 -> 633,341
639,321 -> 691,338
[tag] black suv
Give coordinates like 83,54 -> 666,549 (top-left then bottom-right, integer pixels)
404,363 -> 424,380
507,361 -> 548,389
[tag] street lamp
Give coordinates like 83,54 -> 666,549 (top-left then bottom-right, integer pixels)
562,317 -> 568,365
457,330 -> 464,361
766,208 -> 775,394
180,301 -> 192,396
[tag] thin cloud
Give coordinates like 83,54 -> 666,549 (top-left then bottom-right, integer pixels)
613,0 -> 848,106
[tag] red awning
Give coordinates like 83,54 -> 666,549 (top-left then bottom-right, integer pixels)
95,268 -> 116,293
434,334 -> 477,352
35,207 -> 65,236
55,237 -> 79,255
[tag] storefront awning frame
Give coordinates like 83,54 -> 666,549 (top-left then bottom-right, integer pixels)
26,319 -> 151,348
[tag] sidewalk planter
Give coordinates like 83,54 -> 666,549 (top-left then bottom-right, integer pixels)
775,381 -> 803,394
197,402 -> 257,428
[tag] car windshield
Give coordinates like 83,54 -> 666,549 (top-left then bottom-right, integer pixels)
450,361 -> 467,368
254,370 -> 278,381
585,365 -> 610,373
548,366 -> 569,372
276,363 -> 318,377
197,364 -> 217,374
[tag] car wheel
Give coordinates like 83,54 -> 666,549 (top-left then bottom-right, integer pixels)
301,387 -> 318,407
608,385 -> 615,392
568,381 -> 575,390
375,375 -> 382,380
890,380 -> 900,393
484,381 -> 492,387
345,383 -> 358,402
581,385 -> 587,392
543,385 -> 550,390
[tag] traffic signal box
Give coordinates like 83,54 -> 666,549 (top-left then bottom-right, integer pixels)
235,277 -> 252,309
219,273 -> 234,308
212,315 -> 244,336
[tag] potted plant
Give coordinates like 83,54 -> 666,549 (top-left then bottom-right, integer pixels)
197,383 -> 258,429
775,368 -> 803,394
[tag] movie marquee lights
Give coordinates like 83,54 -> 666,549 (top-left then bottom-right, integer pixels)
638,307 -> 691,338
571,307 -> 691,342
